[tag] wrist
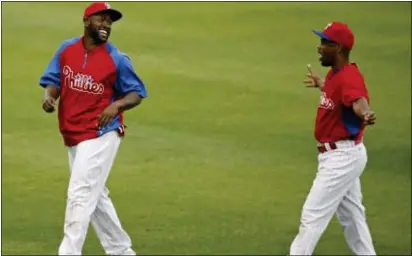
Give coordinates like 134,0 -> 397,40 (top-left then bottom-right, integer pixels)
317,79 -> 324,88
43,94 -> 55,102
359,109 -> 370,118
113,100 -> 122,108
113,100 -> 125,111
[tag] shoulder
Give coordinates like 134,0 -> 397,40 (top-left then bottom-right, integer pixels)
340,63 -> 368,93
61,36 -> 81,46
345,63 -> 364,79
57,36 -> 81,52
105,42 -> 132,67
338,63 -> 364,85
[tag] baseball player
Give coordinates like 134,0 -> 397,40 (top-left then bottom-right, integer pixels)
289,22 -> 377,255
39,2 -> 146,255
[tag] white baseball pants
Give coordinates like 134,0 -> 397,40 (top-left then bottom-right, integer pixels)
290,141 -> 376,255
58,131 -> 136,255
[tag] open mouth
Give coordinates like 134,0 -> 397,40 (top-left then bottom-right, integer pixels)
318,53 -> 324,61
98,29 -> 108,38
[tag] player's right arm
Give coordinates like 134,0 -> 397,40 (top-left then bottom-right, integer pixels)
39,39 -> 76,113
42,86 -> 60,113
39,44 -> 64,113
304,64 -> 325,91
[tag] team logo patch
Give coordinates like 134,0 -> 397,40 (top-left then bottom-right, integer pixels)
63,65 -> 104,95
319,92 -> 335,110
324,23 -> 333,30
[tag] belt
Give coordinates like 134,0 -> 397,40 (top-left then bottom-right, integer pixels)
317,139 -> 362,153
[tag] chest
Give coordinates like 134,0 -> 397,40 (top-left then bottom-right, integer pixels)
60,47 -> 117,96
318,74 -> 343,111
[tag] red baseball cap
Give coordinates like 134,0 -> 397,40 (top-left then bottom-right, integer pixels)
313,22 -> 355,50
84,2 -> 122,22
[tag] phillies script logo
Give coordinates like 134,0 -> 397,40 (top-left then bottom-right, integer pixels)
63,65 -> 104,95
319,92 -> 335,110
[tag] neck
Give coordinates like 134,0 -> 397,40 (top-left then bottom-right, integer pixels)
82,35 -> 97,52
332,57 -> 349,71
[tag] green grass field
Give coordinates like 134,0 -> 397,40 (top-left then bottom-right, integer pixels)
2,2 -> 411,255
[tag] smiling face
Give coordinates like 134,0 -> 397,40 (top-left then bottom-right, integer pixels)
317,38 -> 340,67
84,12 -> 113,44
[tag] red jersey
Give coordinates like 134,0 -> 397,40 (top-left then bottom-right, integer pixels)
314,63 -> 369,143
39,37 -> 147,147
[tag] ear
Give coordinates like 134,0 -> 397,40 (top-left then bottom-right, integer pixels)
83,17 -> 90,27
336,44 -> 343,53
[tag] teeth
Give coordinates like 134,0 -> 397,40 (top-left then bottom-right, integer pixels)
99,30 -> 107,35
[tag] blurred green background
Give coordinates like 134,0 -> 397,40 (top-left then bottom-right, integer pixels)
2,2 -> 411,255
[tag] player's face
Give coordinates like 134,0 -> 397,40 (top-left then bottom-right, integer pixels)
85,13 -> 113,44
317,39 -> 339,67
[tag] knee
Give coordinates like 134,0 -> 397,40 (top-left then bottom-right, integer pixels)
337,206 -> 366,228
300,207 -> 329,230
67,179 -> 94,203
66,182 -> 94,219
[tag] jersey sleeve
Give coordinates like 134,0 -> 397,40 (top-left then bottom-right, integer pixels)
341,70 -> 368,107
115,54 -> 147,98
39,38 -> 77,88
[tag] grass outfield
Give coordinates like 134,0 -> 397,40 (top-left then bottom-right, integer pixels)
2,2 -> 411,255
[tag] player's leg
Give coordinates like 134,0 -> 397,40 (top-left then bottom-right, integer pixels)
58,131 -> 121,255
91,186 -> 136,255
336,174 -> 376,254
65,135 -> 135,255
335,143 -> 375,255
58,146 -> 78,254
289,146 -> 365,255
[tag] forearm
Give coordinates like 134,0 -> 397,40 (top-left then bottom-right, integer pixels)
44,85 -> 60,100
114,92 -> 142,112
352,97 -> 370,118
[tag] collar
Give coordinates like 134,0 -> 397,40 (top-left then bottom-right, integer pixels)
332,62 -> 357,74
80,35 -> 107,53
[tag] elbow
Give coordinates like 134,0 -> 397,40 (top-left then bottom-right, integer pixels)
352,97 -> 369,117
132,92 -> 143,106
118,91 -> 143,111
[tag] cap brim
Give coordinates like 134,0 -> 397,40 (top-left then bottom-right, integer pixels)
313,30 -> 331,41
94,9 -> 123,22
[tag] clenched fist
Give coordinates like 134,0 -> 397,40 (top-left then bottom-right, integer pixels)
361,110 -> 376,125
43,96 -> 56,113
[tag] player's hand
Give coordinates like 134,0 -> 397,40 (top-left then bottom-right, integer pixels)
304,64 -> 324,89
97,103 -> 120,128
362,110 -> 376,125
42,96 -> 56,113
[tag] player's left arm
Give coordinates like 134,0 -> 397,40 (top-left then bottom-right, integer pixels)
114,54 -> 147,108
98,54 -> 147,127
341,73 -> 376,125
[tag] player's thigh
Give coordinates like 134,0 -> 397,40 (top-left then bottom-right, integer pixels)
68,132 -> 121,197
302,151 -> 362,217
302,170 -> 345,220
